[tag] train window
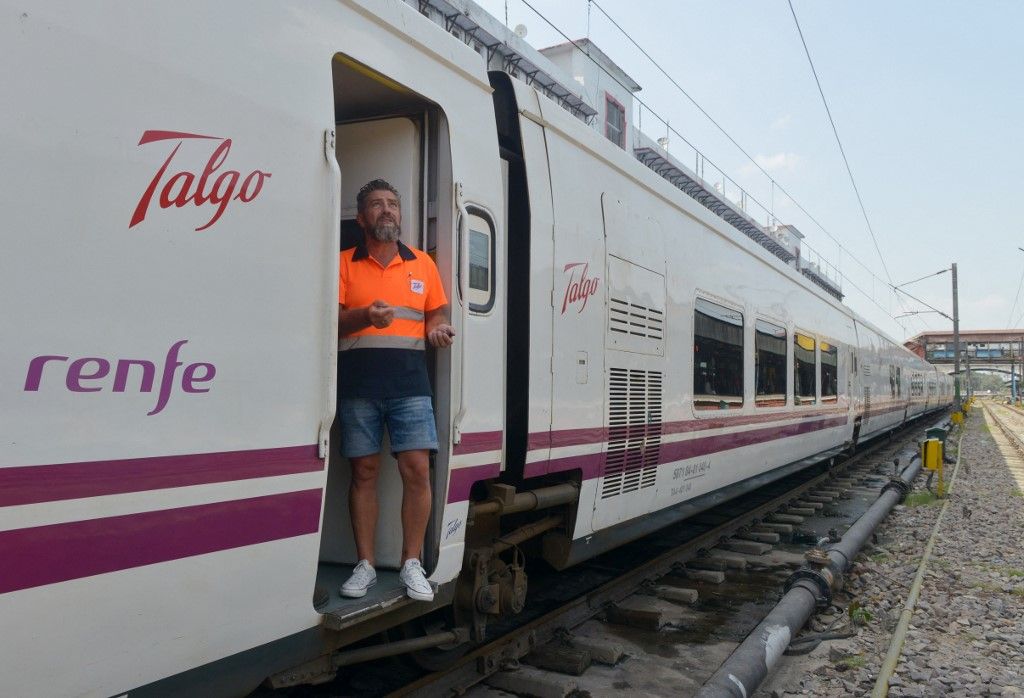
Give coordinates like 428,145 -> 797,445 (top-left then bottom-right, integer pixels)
794,333 -> 816,405
821,341 -> 838,402
459,208 -> 495,313
755,319 -> 787,407
694,298 -> 744,410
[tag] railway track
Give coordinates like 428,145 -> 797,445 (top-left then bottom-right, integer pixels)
981,400 -> 1024,451
382,417 -> 945,698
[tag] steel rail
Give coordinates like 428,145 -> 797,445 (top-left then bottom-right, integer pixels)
390,418 -> 939,698
983,401 -> 1024,452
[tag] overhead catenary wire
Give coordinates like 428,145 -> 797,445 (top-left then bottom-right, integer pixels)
1006,266 -> 1024,328
786,0 -> 894,287
588,0 -> 903,300
514,0 -> 913,334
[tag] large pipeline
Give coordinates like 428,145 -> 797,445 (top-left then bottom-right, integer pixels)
697,419 -> 951,698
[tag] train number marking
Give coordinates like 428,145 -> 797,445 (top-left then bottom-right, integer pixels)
671,459 -> 712,497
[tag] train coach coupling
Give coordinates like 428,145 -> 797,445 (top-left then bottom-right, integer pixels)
458,516 -> 563,641
469,482 -> 580,519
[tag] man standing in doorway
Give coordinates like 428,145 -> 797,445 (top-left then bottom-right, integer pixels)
337,179 -> 455,601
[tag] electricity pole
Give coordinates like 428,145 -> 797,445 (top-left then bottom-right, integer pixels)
952,262 -> 961,410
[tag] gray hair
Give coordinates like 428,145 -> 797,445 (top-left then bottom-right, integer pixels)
356,178 -> 400,214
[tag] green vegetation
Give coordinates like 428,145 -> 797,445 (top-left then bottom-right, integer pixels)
974,563 -> 1024,577
834,654 -> 866,670
848,602 -> 874,626
904,491 -> 939,507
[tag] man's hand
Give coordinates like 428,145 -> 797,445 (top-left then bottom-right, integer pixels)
367,300 -> 394,329
428,323 -> 456,348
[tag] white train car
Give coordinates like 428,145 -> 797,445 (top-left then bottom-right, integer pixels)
489,74 -> 951,567
0,1 -> 951,696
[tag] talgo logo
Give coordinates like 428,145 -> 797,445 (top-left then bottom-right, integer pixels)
561,262 -> 600,314
130,130 -> 272,231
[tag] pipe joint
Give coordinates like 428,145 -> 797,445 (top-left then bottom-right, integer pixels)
882,477 -> 911,503
784,566 -> 834,607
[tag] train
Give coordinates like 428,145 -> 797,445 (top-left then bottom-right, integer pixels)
0,1 -> 953,695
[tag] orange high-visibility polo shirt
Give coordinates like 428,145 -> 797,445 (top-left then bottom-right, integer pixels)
338,240 -> 447,398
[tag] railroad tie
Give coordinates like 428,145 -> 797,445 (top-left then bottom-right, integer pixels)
753,522 -> 794,534
793,500 -> 824,510
735,529 -> 781,544
720,538 -> 773,555
768,513 -> 805,524
687,557 -> 730,572
705,550 -> 748,569
652,585 -> 700,605
803,493 -> 836,503
785,506 -> 816,517
486,665 -> 578,698
683,568 -> 726,584
569,636 -> 625,665
523,644 -> 591,676
605,599 -> 666,630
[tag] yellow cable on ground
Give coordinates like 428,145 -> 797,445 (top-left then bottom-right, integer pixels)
871,425 -> 966,697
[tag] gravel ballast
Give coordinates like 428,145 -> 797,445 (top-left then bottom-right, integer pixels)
760,407 -> 1024,697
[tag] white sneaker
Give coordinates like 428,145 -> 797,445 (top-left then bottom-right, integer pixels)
340,559 -> 376,598
400,559 -> 434,601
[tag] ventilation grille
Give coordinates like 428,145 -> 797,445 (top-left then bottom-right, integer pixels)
863,387 -> 872,415
609,297 -> 664,340
602,368 -> 663,498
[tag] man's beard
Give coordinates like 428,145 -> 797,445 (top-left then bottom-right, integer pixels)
371,219 -> 401,242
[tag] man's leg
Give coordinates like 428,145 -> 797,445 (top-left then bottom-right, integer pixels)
396,449 -> 431,562
349,454 -> 381,564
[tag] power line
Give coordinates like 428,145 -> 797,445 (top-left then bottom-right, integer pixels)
786,0 -> 893,286
584,0 -> 915,326
514,0 -> 912,333
588,0 -> 894,293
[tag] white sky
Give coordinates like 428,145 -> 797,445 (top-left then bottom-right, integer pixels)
473,0 -> 1024,342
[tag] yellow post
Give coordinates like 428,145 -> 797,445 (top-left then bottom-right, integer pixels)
920,438 -> 945,497
951,412 -> 964,426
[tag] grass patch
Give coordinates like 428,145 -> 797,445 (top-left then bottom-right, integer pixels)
870,552 -> 890,563
904,491 -> 940,507
1011,587 -> 1024,597
835,655 -> 866,670
1012,487 -> 1023,498
975,563 -> 1024,577
848,603 -> 874,626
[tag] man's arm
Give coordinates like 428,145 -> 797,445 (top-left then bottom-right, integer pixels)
339,300 -> 394,338
425,306 -> 455,348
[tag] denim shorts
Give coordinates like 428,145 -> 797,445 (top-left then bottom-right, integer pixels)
338,396 -> 440,458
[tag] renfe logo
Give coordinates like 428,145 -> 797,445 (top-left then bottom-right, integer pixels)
23,340 -> 215,416
561,262 -> 600,314
130,130 -> 272,231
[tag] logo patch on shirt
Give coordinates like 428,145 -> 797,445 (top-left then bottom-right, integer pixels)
410,279 -> 425,294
